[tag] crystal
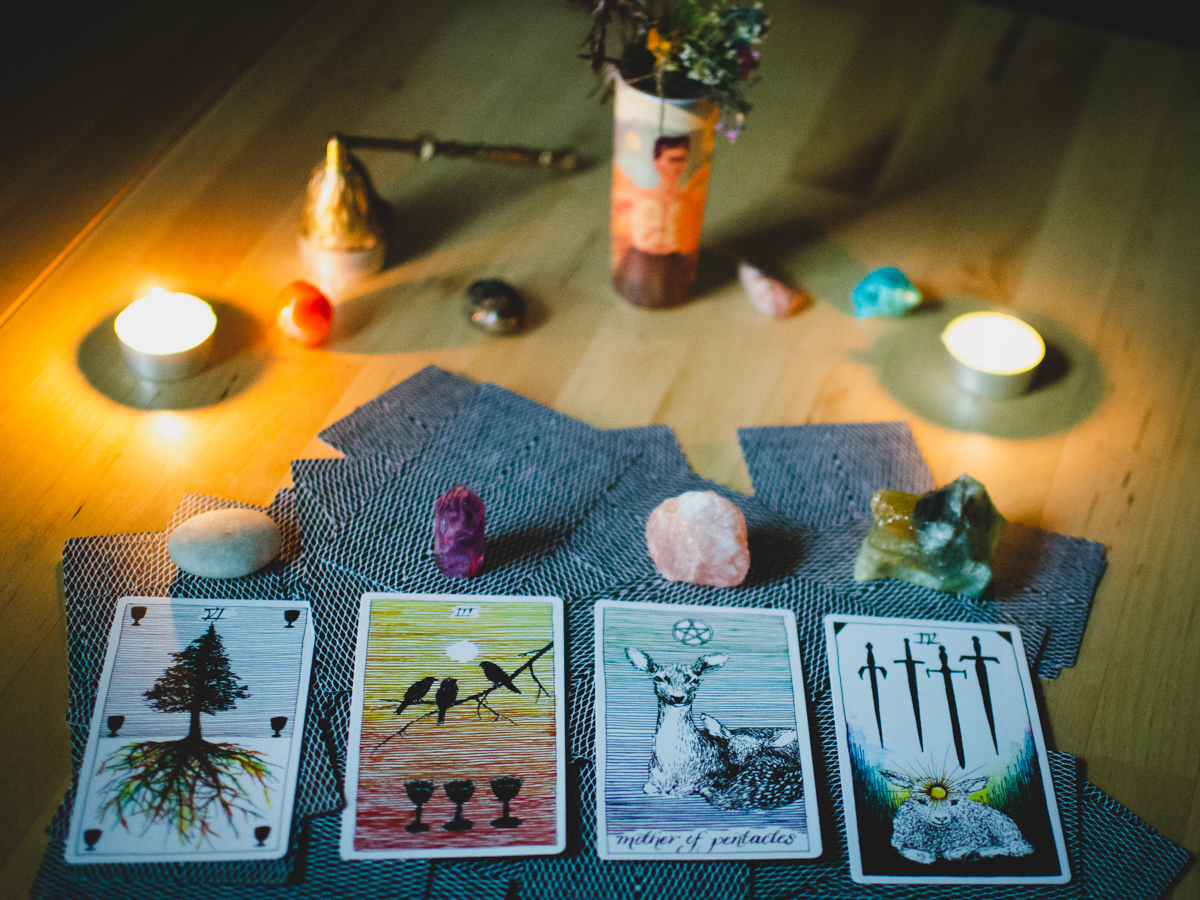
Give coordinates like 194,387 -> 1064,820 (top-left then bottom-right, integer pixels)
277,280 -> 333,346
854,474 -> 1005,598
465,278 -> 525,335
852,266 -> 922,319
739,262 -> 805,318
646,491 -> 750,587
434,485 -> 485,578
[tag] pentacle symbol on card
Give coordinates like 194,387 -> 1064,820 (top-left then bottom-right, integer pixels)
673,618 -> 712,646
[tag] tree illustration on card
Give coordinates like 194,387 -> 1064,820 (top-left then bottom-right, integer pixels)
99,625 -> 275,845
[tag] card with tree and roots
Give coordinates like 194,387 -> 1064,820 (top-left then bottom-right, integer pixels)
824,614 -> 1070,885
340,593 -> 565,860
66,598 -> 315,863
595,600 -> 821,861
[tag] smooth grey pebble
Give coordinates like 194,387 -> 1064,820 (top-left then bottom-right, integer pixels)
167,508 -> 281,579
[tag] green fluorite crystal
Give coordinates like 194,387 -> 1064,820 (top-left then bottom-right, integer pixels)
854,474 -> 1005,599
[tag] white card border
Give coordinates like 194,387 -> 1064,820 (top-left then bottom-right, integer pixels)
823,613 -> 1071,885
595,599 -> 823,861
65,596 -> 316,864
340,592 -> 567,860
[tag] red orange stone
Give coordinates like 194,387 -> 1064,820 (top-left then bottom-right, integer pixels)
277,280 -> 333,346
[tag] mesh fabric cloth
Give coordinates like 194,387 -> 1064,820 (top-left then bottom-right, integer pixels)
40,367 -> 1184,899
40,491 -> 333,889
739,424 -> 1105,678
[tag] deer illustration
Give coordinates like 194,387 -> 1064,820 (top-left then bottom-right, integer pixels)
624,647 -> 728,797
699,714 -> 805,810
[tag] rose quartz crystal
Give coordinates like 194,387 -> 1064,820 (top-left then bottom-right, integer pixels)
646,491 -> 751,587
739,262 -> 805,318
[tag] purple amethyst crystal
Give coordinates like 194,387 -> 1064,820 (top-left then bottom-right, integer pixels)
433,485 -> 485,578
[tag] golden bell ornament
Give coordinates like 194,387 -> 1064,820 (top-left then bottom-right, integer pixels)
298,134 -> 386,286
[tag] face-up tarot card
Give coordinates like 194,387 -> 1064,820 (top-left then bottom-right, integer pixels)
341,593 -> 565,859
595,600 -> 821,861
824,614 -> 1070,884
66,598 -> 315,864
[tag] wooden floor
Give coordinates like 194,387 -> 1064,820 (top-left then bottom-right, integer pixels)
1,0 -> 1198,896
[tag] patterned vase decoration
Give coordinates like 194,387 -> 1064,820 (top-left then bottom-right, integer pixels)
611,74 -> 719,309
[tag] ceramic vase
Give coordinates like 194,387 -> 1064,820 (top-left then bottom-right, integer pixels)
611,74 -> 719,308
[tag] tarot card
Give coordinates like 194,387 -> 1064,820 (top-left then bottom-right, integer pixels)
824,614 -> 1070,884
341,593 -> 565,859
66,598 -> 315,864
595,600 -> 821,861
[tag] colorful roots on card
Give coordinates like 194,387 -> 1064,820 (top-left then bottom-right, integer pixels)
98,625 -> 275,844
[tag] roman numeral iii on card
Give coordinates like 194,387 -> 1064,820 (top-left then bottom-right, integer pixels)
66,598 -> 315,864
824,614 -> 1070,885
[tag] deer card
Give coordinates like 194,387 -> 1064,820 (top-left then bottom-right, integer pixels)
594,600 -> 821,861
341,593 -> 565,860
66,597 -> 315,864
824,614 -> 1070,885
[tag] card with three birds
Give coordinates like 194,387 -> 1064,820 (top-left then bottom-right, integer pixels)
825,614 -> 1070,885
341,592 -> 565,859
595,600 -> 821,861
66,597 -> 315,863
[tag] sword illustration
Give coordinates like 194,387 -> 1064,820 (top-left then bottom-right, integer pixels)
859,642 -> 887,746
894,638 -> 926,751
961,635 -> 1001,753
927,645 -> 967,768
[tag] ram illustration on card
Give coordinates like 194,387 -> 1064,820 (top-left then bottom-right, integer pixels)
824,614 -> 1070,885
66,598 -> 315,863
595,601 -> 821,860
341,593 -> 565,860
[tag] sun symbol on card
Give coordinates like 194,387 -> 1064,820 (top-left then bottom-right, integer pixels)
672,618 -> 712,646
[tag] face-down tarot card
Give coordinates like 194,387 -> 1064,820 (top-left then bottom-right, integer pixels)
595,600 -> 821,860
66,598 -> 315,864
824,614 -> 1070,884
341,593 -> 566,859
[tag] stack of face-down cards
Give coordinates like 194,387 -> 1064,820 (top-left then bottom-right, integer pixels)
66,597 -> 315,866
826,614 -> 1071,887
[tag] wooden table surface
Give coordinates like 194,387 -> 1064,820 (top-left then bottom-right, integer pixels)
2,0 -> 1198,896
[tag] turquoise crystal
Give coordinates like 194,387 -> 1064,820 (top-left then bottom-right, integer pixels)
852,267 -> 922,318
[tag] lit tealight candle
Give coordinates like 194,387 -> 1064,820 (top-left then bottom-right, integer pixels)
941,311 -> 1045,398
114,288 -> 217,381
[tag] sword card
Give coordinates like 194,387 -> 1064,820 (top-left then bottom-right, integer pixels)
595,601 -> 821,861
66,598 -> 315,864
824,614 -> 1070,884
341,593 -> 565,859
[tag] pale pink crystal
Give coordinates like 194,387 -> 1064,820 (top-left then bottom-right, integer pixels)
645,491 -> 751,587
739,262 -> 805,318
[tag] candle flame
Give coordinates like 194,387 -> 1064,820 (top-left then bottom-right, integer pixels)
114,288 -> 216,356
941,312 -> 1045,375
